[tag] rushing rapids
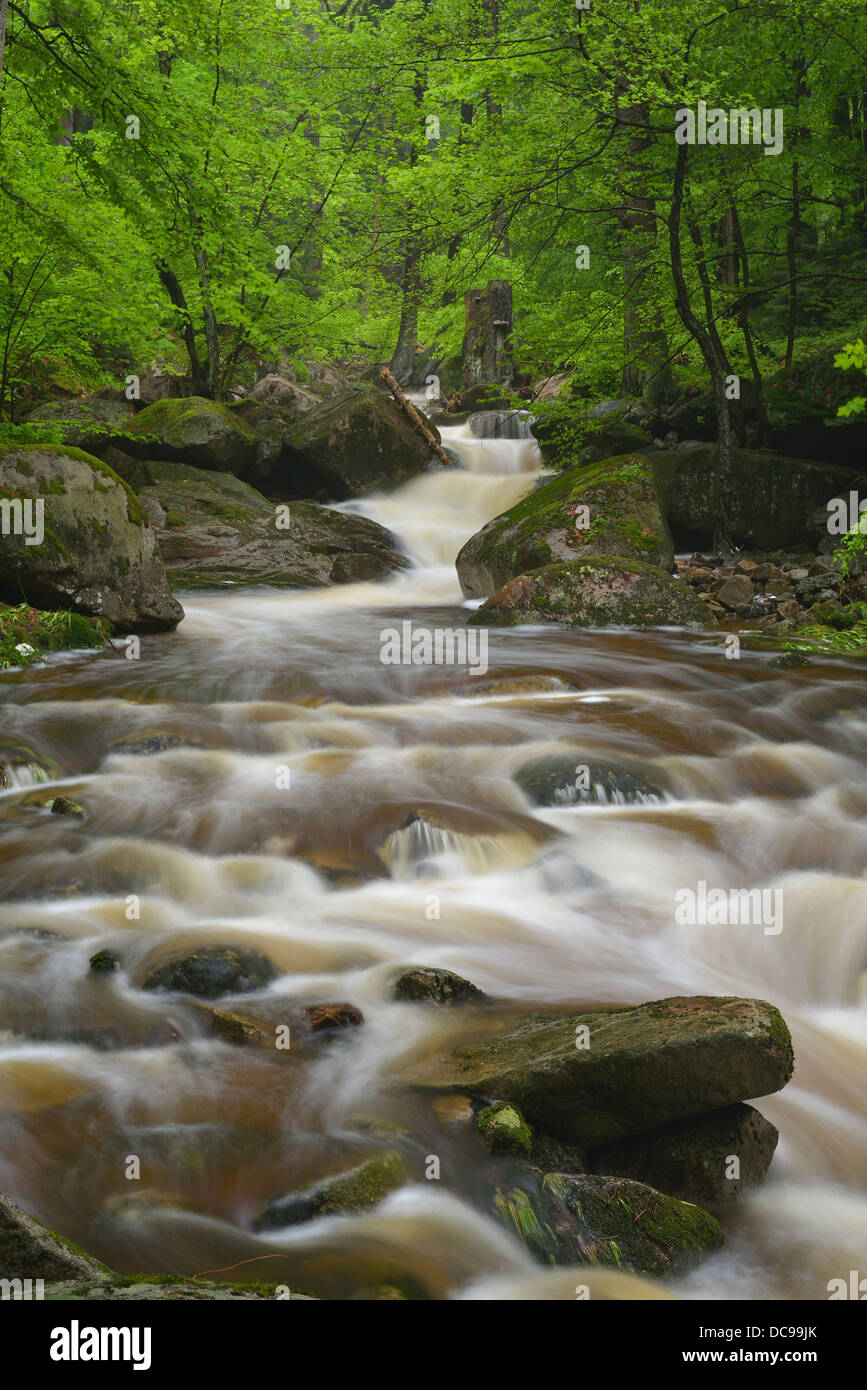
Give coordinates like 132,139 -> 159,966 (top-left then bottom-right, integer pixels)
1,419 -> 866,1301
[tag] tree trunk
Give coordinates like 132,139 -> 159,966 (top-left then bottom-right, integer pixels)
615,99 -> 672,406
0,0 -> 9,89
461,279 -> 513,389
390,238 -> 422,382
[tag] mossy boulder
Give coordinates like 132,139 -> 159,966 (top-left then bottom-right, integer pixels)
112,396 -> 258,474
456,454 -> 673,600
469,555 -> 715,629
407,994 -> 794,1149
278,387 -> 440,500
139,461 -> 409,587
514,753 -> 665,806
590,1102 -> 779,1204
390,966 -> 486,1005
494,1172 -> 723,1277
141,946 -> 277,999
0,445 -> 183,632
651,444 -> 850,551
253,1152 -> 407,1231
0,1192 -> 112,1282
478,1102 -> 534,1159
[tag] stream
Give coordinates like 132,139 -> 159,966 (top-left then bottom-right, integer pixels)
1,417 -> 866,1300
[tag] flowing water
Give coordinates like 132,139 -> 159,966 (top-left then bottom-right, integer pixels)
1,416 -> 866,1301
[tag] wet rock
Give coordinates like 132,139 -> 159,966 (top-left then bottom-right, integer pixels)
111,396 -> 258,474
141,946 -> 277,999
514,753 -> 665,807
494,1172 -> 723,1278
589,1103 -> 779,1204
48,797 -> 84,817
139,461 -> 408,588
716,575 -> 754,610
278,387 -> 439,500
300,1001 -> 364,1033
456,454 -> 673,600
458,674 -> 576,697
190,1001 -> 268,1046
109,730 -> 203,756
89,949 -> 121,974
771,650 -> 812,669
407,995 -> 794,1149
477,1102 -> 534,1159
253,1152 -> 407,1231
469,557 -> 715,630
62,1024 -> 124,1051
0,1192 -> 112,1282
142,1018 -> 185,1047
390,966 -> 485,1006
0,446 -> 183,632
0,742 -> 57,789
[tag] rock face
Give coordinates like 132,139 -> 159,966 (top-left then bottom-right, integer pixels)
0,1193 -> 110,1282
114,396 -> 258,474
141,946 -> 277,999
469,556 -> 715,629
254,1152 -> 407,1231
139,462 -> 409,587
408,995 -> 794,1149
457,455 -> 673,600
278,388 -> 440,500
495,1172 -> 723,1277
0,445 -> 184,632
590,1103 -> 779,1205
652,445 -> 849,550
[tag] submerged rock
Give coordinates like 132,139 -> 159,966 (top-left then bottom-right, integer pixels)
469,556 -> 715,629
390,966 -> 486,1006
109,729 -> 203,756
457,454 -> 674,599
494,1172 -> 723,1277
0,1192 -> 111,1282
89,949 -> 121,974
190,1001 -> 269,1046
139,461 -> 409,588
141,946 -> 277,999
590,1102 -> 779,1204
408,995 -> 794,1149
0,445 -> 183,632
254,1152 -> 407,1231
514,753 -> 665,806
300,1001 -> 365,1033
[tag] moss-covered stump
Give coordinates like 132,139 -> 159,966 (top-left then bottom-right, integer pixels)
651,444 -> 850,551
456,454 -> 674,600
0,1192 -> 111,1282
590,1102 -> 779,1205
110,396 -> 258,474
280,387 -> 440,500
254,1152 -> 408,1231
390,965 -> 486,1005
140,946 -> 277,999
468,555 -> 715,629
407,995 -> 794,1149
514,752 -> 665,806
139,460 -> 409,587
0,445 -> 183,631
494,1172 -> 723,1277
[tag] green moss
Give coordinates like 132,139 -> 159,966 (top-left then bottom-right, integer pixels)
0,603 -> 108,669
477,1102 -> 534,1158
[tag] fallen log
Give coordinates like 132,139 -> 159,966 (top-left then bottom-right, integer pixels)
380,367 -> 453,468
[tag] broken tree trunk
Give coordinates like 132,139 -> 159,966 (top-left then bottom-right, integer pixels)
461,280 -> 514,390
380,367 -> 453,468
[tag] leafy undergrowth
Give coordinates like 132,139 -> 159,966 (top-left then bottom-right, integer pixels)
0,603 -> 110,669
782,603 -> 867,655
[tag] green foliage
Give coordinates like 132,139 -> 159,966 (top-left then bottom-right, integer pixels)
835,339 -> 867,417
0,603 -> 109,669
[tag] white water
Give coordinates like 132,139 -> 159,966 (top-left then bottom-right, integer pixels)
0,418 -> 865,1300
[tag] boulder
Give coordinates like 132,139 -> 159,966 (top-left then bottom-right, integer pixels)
253,1152 -> 407,1231
278,387 -> 440,500
141,946 -> 277,999
0,1192 -> 111,1282
407,995 -> 794,1149
468,556 -> 715,629
589,1102 -> 779,1204
139,461 -> 409,588
456,455 -> 673,600
249,374 -> 322,414
652,444 -> 851,550
112,397 -> 258,474
0,445 -> 183,632
390,966 -> 486,1006
477,1102 -> 534,1159
494,1172 -> 723,1277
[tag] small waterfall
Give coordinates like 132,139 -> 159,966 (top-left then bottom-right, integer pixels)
467,409 -> 535,441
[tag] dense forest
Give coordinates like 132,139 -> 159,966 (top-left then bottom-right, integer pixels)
0,0 -> 866,1325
